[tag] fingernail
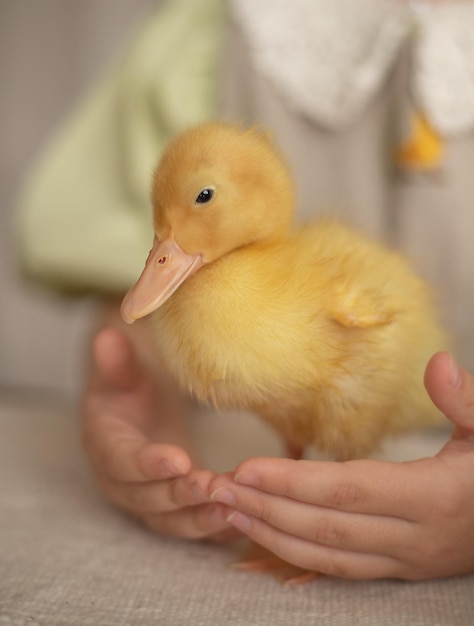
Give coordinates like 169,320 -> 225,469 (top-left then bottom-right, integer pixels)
159,458 -> 184,477
226,510 -> 252,532
449,355 -> 463,389
210,487 -> 236,506
208,504 -> 228,525
234,471 -> 259,487
189,481 -> 207,502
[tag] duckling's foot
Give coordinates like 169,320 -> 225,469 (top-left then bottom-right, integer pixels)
232,543 -> 320,585
286,443 -> 303,461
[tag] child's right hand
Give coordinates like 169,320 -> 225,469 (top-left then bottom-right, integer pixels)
82,326 -> 233,540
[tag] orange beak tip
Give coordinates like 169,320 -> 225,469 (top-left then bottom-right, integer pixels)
120,236 -> 205,325
119,298 -> 136,325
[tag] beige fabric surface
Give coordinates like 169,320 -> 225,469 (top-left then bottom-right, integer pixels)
1,397 -> 473,625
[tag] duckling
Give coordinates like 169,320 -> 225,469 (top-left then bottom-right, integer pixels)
121,122 -> 448,463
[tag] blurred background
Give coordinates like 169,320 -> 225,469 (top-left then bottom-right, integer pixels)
0,0 -> 157,399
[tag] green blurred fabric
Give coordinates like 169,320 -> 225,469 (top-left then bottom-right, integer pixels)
17,0 -> 224,295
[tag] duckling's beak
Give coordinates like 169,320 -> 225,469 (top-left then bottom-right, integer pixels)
120,235 -> 204,324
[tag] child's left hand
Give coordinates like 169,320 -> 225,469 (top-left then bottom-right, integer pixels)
210,352 -> 474,580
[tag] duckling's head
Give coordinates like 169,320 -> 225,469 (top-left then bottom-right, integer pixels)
152,122 -> 295,262
121,122 -> 295,324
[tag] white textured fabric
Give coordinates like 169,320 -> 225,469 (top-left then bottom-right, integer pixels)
231,0 -> 410,129
232,0 -> 474,136
413,2 -> 474,135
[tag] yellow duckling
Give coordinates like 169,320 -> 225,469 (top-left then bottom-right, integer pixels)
122,122 -> 447,462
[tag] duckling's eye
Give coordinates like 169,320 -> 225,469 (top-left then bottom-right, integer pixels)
195,187 -> 215,205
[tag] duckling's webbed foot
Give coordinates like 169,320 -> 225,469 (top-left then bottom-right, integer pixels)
286,442 -> 304,461
232,542 -> 320,585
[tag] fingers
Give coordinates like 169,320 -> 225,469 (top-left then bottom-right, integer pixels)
106,469 -> 215,514
220,510 -> 399,579
92,327 -> 141,390
83,408 -> 192,482
144,503 -> 231,539
103,468 -> 234,540
219,457 -> 431,520
424,351 -> 474,436
83,328 -> 192,483
210,476 -> 412,558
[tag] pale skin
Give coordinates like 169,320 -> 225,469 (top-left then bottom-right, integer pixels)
83,304 -> 474,579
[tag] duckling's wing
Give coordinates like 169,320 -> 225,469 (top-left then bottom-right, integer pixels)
330,288 -> 395,328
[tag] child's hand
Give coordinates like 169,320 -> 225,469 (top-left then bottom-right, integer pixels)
210,352 -> 474,579
83,327 -> 232,540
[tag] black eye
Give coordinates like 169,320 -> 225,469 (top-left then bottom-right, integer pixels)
195,187 -> 214,204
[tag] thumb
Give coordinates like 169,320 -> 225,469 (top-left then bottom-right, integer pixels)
93,327 -> 142,390
424,351 -> 474,435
